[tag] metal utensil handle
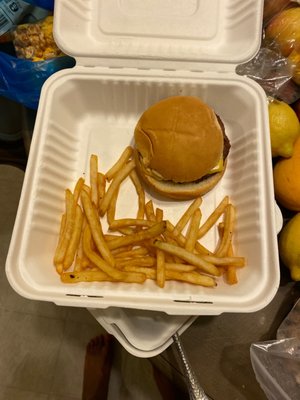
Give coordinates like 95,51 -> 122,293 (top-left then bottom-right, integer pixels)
173,332 -> 212,400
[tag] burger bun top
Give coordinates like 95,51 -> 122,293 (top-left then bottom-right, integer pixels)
134,96 -> 224,183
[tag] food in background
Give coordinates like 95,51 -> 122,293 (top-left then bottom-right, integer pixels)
265,7 -> 300,57
133,96 -> 230,200
279,212 -> 300,281
273,136 -> 300,211
263,0 -> 291,25
268,98 -> 300,157
292,97 -> 300,120
13,15 -> 63,61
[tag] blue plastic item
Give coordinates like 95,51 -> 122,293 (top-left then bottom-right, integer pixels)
22,0 -> 54,11
0,52 -> 75,109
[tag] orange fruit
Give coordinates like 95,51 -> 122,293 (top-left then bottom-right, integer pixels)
273,136 -> 300,211
265,7 -> 300,57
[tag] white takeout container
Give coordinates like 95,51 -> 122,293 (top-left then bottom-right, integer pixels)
6,0 -> 280,321
89,308 -> 197,358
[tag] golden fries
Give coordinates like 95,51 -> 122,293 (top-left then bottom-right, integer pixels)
82,225 -> 146,283
63,204 -> 83,270
215,203 -> 236,257
105,146 -> 133,182
61,270 -> 112,283
165,270 -> 216,287
107,222 -> 166,250
109,218 -> 155,230
97,172 -> 106,209
165,263 -> 196,272
173,197 -> 202,236
99,160 -> 135,217
155,208 -> 164,222
197,196 -> 229,239
130,169 -> 145,219
90,154 -> 99,207
153,240 -> 220,276
81,190 -> 115,266
114,247 -> 149,259
53,151 -> 245,290
185,208 -> 201,252
53,189 -> 76,268
156,249 -> 165,288
166,220 -> 213,256
106,186 -> 119,226
145,200 -> 156,222
73,177 -> 85,203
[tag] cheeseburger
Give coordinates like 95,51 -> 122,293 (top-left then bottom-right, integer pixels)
134,96 -> 230,200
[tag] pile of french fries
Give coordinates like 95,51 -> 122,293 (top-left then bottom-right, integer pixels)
53,146 -> 246,288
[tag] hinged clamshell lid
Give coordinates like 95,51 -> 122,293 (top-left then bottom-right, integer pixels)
54,0 -> 264,70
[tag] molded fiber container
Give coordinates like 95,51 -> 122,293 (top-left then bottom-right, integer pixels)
6,0 -> 280,320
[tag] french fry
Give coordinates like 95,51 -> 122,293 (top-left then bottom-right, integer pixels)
99,160 -> 135,216
105,146 -> 133,182
130,169 -> 145,220
165,270 -> 216,287
90,154 -> 99,207
226,265 -> 238,285
53,213 -> 66,274
73,177 -> 85,203
145,200 -> 156,222
153,240 -> 220,276
97,172 -> 106,208
82,184 -> 91,196
63,204 -> 83,270
173,197 -> 202,236
81,190 -> 115,266
110,248 -> 136,257
165,263 -> 196,272
107,186 -> 119,226
61,269 -> 146,284
156,249 -> 165,288
54,148 -> 245,290
74,215 -> 90,272
82,225 -> 146,283
123,266 -> 156,280
185,208 -> 202,252
225,241 -> 238,285
161,230 -> 185,263
53,189 -> 76,266
201,255 -> 245,267
109,218 -> 155,230
61,270 -> 111,283
166,220 -> 213,256
156,208 -> 164,222
114,247 -> 149,259
107,221 -> 166,250
216,204 -> 236,257
197,195 -> 229,239
115,256 -> 156,268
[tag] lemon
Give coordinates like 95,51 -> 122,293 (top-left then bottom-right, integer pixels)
279,213 -> 300,281
273,136 -> 300,211
268,99 -> 300,158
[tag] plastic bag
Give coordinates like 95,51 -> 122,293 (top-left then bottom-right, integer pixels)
0,0 -> 32,36
0,12 -> 75,109
22,0 -> 54,11
236,1 -> 300,104
250,299 -> 300,400
0,51 -> 74,109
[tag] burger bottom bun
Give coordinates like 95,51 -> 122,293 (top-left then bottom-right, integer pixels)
134,152 -> 227,200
